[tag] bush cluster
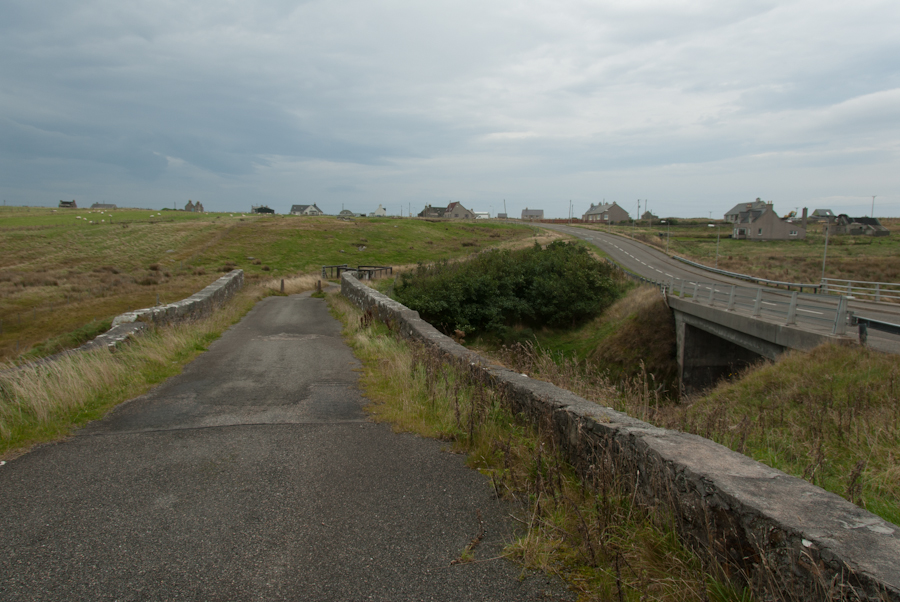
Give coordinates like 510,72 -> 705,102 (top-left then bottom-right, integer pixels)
393,242 -> 620,335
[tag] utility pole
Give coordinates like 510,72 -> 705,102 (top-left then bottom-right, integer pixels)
821,225 -> 830,282
633,199 -> 640,239
871,195 -> 877,217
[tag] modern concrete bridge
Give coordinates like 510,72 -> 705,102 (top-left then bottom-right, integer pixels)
536,223 -> 899,390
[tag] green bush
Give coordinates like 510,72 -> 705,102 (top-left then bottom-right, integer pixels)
393,242 -> 620,335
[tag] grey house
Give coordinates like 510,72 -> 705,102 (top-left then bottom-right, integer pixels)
59,200 -> 77,209
90,203 -> 117,210
732,203 -> 807,240
582,202 -> 630,223
832,215 -> 890,236
809,209 -> 836,223
445,202 -> 474,219
521,208 -> 544,220
290,204 -> 324,216
418,204 -> 445,218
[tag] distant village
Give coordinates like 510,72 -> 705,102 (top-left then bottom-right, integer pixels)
56,197 -> 889,238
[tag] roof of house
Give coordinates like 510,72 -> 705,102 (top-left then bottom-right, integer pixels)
584,202 -> 625,216
725,199 -> 767,217
811,209 -> 835,217
290,204 -> 321,213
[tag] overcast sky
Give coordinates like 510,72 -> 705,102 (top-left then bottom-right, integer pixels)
2,0 -> 898,218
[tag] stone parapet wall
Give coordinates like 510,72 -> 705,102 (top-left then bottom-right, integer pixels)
341,271 -> 900,601
111,269 -> 243,330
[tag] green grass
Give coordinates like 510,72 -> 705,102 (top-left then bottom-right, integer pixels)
0,206 -> 534,361
656,344 -> 900,526
327,291 -> 753,601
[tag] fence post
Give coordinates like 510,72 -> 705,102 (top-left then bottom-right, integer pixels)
832,296 -> 849,335
708,284 -> 715,306
728,286 -> 736,311
752,289 -> 762,317
859,321 -> 868,346
821,279 -> 828,294
785,291 -> 798,325
678,279 -> 684,298
692,282 -> 699,301
875,283 -> 881,303
281,279 -> 285,293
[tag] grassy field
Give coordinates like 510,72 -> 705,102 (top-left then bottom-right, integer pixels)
578,218 -> 900,285
0,206 -> 536,361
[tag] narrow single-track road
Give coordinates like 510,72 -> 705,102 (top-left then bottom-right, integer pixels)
0,291 -> 571,601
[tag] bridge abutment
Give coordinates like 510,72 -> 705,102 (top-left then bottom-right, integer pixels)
668,296 -> 846,393
675,311 -> 775,393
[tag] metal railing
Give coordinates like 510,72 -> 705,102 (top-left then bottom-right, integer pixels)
321,264 -> 349,278
821,278 -> 900,303
673,256 -> 821,293
666,275 -> 851,335
853,315 -> 900,346
322,264 -> 393,279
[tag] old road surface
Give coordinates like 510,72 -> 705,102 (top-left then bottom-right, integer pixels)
0,291 -> 573,601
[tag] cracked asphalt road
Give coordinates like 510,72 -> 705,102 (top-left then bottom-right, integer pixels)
0,292 -> 573,601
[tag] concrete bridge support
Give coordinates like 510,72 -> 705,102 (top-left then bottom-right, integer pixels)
674,311 -> 781,393
668,296 -> 845,394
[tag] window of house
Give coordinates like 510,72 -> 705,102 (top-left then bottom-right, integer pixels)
790,230 -> 798,236
758,228 -> 762,235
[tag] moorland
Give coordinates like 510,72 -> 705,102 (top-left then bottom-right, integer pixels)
0,206 -> 543,361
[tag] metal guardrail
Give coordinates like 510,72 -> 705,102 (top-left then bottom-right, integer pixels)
821,278 -> 900,303
673,256 -> 821,293
852,315 -> 900,346
605,259 -> 851,336
322,264 -> 392,279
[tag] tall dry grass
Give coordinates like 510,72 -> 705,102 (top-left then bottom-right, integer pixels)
489,336 -> 900,527
0,276 -> 325,458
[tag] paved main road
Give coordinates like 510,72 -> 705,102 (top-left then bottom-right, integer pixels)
539,223 -> 900,352
0,291 -> 571,601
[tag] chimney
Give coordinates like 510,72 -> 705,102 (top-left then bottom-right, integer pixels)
802,207 -> 808,229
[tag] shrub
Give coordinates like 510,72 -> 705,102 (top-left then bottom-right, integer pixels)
393,242 -> 621,335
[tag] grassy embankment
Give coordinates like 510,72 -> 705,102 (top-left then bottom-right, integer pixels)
0,205 -> 540,362
483,285 -> 900,527
0,212 -> 539,457
327,291 -> 752,602
579,218 -> 900,286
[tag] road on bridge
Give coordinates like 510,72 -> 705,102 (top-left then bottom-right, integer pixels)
539,223 -> 900,354
0,291 -> 571,601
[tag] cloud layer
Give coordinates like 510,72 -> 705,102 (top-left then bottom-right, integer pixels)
2,0 -> 898,217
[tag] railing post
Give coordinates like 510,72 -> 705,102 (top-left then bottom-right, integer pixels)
708,284 -> 715,306
692,282 -> 699,301
875,283 -> 881,303
785,291 -> 798,325
832,296 -> 848,335
679,279 -> 685,298
821,279 -> 828,294
752,289 -> 762,317
728,286 -> 736,311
